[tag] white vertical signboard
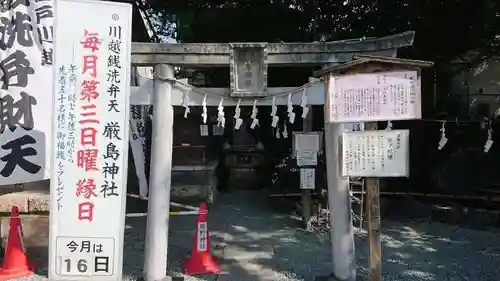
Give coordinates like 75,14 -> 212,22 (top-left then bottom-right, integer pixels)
49,1 -> 132,280
328,70 -> 421,123
341,130 -> 410,177
299,168 -> 315,189
0,0 -> 54,185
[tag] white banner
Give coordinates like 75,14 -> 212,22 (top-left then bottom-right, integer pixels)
0,0 -> 54,185
49,1 -> 132,280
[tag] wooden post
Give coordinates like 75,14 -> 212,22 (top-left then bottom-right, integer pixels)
301,105 -> 313,227
364,121 -> 382,281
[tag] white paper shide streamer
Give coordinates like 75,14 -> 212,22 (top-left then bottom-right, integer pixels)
300,88 -> 309,119
438,121 -> 447,150
234,99 -> 243,130
481,116 -> 489,129
385,120 -> 392,131
182,90 -> 190,118
282,122 -> 288,138
271,96 -> 279,128
201,94 -> 208,124
484,121 -> 493,152
250,99 -> 259,129
217,97 -> 226,128
287,93 -> 295,124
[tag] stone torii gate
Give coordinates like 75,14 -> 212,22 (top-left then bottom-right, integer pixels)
130,31 -> 416,281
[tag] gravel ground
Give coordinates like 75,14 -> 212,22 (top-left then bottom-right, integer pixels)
13,190 -> 500,281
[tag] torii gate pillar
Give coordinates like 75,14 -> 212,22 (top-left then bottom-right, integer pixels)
143,64 -> 174,281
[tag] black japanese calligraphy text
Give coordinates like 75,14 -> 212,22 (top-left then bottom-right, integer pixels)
0,134 -> 41,177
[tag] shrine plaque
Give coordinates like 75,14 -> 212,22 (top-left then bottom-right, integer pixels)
341,130 -> 409,177
229,43 -> 268,97
328,70 -> 421,123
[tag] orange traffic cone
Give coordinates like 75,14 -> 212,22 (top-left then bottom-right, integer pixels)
0,206 -> 35,280
183,202 -> 220,275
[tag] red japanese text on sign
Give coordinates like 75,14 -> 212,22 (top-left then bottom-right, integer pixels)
78,201 -> 95,221
77,149 -> 98,172
83,55 -> 98,77
76,30 -> 102,222
80,128 -> 97,146
81,80 -> 100,101
76,178 -> 98,199
80,30 -> 101,52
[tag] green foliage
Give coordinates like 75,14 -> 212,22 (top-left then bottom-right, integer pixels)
148,0 -> 500,62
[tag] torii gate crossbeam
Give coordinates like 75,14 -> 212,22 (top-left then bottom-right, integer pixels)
131,31 -> 415,66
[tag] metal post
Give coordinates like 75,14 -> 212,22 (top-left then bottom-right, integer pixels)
143,64 -> 174,281
324,75 -> 356,281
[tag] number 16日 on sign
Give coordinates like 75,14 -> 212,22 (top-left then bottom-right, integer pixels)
56,255 -> 113,276
57,256 -> 90,276
55,237 -> 114,276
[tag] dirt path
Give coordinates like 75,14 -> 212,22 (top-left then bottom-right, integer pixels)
20,190 -> 500,281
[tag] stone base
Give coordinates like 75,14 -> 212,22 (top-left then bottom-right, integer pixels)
171,181 -> 218,204
171,162 -> 219,204
0,180 -> 50,250
1,216 -> 49,247
137,276 -> 175,281
380,197 -> 500,229
314,274 -> 355,281
0,180 -> 50,213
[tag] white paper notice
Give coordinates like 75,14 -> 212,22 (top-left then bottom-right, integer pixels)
300,168 -> 315,189
328,71 -> 422,123
297,149 -> 317,166
341,130 -> 410,177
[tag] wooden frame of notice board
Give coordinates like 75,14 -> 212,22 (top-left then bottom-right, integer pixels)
314,54 -> 434,281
